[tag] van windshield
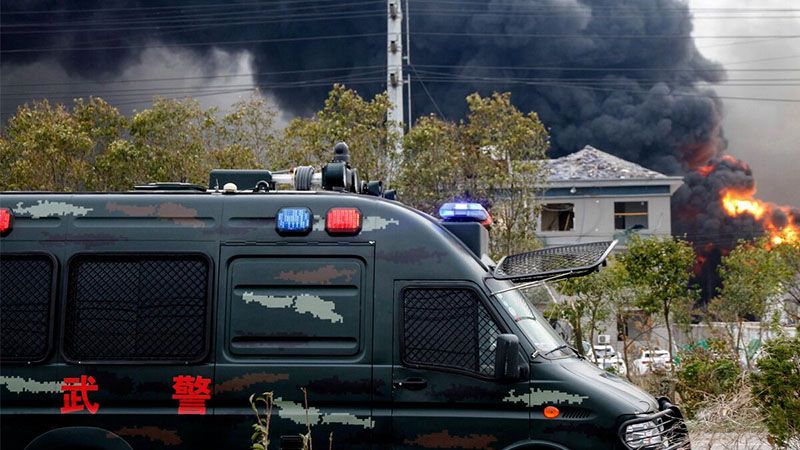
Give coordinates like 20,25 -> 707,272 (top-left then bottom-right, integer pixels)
489,282 -> 575,359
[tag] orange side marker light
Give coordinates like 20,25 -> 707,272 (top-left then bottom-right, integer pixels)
543,405 -> 560,419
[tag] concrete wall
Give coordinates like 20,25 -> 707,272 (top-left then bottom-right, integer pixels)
538,194 -> 673,247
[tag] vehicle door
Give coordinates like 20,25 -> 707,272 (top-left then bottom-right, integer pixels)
214,243 -> 375,449
389,282 -> 531,449
0,244 -> 218,449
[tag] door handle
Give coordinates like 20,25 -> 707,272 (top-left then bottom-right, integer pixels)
393,377 -> 428,391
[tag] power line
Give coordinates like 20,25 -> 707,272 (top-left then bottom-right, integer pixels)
722,54 -> 800,66
1,65 -> 385,88
1,12 -> 385,35
413,31 -> 800,40
1,2 -> 382,28
0,78 -> 386,109
408,63 -> 446,120
6,0 -> 797,16
1,70 -> 387,98
413,63 -> 800,73
411,70 -> 800,86
406,73 -> 800,103
407,9 -> 800,19
410,0 -> 800,13
0,0 -> 376,15
0,32 -> 387,54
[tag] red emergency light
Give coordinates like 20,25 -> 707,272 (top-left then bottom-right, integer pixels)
0,208 -> 13,236
326,208 -> 361,235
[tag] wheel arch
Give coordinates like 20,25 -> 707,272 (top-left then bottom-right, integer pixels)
25,426 -> 133,450
502,439 -> 571,450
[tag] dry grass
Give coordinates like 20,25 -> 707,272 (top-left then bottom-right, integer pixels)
684,381 -> 772,449
628,373 -> 774,449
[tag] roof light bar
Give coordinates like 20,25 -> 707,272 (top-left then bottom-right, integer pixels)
276,207 -> 312,235
0,208 -> 12,236
326,208 -> 361,235
439,202 -> 489,222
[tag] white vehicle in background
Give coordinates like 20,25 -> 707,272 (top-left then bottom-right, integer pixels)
592,344 -> 628,376
633,349 -> 672,375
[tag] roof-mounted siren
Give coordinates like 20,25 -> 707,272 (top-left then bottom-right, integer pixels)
321,142 -> 359,193
205,142 -> 397,197
320,142 -> 397,199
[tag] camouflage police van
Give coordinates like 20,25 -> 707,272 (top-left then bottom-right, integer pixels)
0,144 -> 690,449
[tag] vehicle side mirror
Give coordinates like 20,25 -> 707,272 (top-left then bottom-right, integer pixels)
495,334 -> 526,381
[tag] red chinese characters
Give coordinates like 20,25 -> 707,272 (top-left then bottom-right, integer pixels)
61,375 -> 100,414
172,375 -> 211,415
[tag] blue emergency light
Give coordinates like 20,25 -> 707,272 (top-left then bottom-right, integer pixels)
276,207 -> 312,235
439,202 -> 489,222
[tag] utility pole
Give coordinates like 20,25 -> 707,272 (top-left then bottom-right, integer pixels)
404,0 -> 412,129
387,0 -> 404,152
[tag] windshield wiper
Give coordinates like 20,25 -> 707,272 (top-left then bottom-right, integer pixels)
515,315 -> 537,322
543,344 -> 570,356
543,344 -> 583,359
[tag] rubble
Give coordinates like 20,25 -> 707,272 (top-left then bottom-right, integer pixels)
543,146 -> 668,181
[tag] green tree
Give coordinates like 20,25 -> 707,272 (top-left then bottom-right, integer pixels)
280,84 -> 400,183
97,96 -> 269,189
462,92 -> 549,257
397,115 -> 461,214
709,238 -> 796,367
618,235 -> 697,371
215,92 -> 279,168
1,98 -> 126,191
398,92 -> 549,257
123,97 -> 217,185
775,242 -> 800,329
675,338 -> 742,418
552,259 -> 623,355
751,336 -> 800,448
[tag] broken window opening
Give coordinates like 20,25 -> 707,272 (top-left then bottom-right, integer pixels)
540,203 -> 575,231
614,201 -> 648,230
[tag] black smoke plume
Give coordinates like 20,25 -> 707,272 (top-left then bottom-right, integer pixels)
1,0 -> 773,298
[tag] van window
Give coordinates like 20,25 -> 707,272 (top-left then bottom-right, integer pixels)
63,254 -> 210,362
402,288 -> 501,377
0,255 -> 55,362
228,258 -> 363,356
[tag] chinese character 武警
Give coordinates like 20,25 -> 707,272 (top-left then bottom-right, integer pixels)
172,375 -> 211,415
61,375 -> 99,414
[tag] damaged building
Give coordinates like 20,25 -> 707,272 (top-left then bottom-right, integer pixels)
534,146 -> 685,368
537,145 -> 684,248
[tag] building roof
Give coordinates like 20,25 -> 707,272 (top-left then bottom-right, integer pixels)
543,146 -> 670,182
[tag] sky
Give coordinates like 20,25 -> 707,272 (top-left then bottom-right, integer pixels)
689,0 -> 800,206
0,0 -> 798,206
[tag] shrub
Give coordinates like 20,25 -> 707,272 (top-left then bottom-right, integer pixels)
676,338 -> 741,418
751,336 -> 800,448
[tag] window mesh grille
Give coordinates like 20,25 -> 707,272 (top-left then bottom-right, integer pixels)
402,288 -> 501,376
0,255 -> 54,361
63,255 -> 209,362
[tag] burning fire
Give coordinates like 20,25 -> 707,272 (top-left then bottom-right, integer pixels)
721,189 -> 766,220
693,154 -> 798,247
720,188 -> 799,246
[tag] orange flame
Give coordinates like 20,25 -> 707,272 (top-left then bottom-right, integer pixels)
721,189 -> 767,220
697,164 -> 714,177
720,188 -> 799,246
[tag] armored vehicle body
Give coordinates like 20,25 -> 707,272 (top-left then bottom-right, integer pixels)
0,151 -> 689,450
